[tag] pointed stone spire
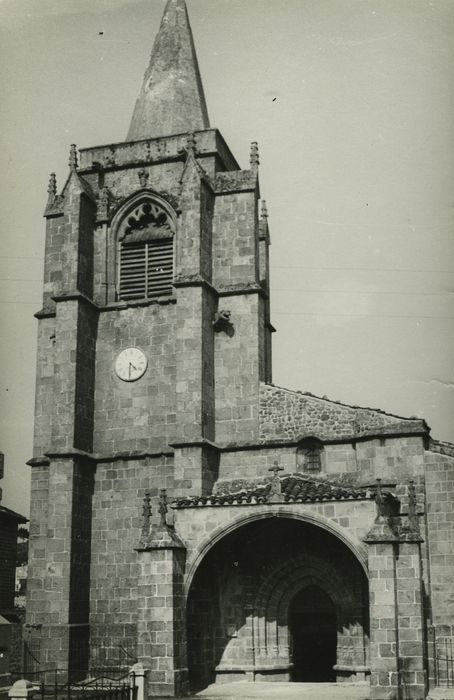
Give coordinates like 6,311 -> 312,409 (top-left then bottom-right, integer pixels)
127,0 -> 210,141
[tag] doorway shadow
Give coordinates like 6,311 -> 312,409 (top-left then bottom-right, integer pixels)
289,584 -> 337,682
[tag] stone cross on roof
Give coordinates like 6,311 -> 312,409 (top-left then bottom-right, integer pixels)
268,461 -> 284,504
269,461 -> 283,478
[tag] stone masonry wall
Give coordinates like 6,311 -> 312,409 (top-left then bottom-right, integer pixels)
260,384 -> 426,442
424,449 -> 454,640
216,436 -> 425,485
74,303 -> 97,452
89,455 -> 174,663
93,304 -> 177,454
77,194 -> 95,298
25,458 -> 93,669
32,317 -> 56,458
212,191 -> 258,288
50,300 -> 97,453
41,214 -> 69,311
214,294 -> 261,444
354,436 -> 425,482
50,302 -> 78,451
26,467 -> 49,627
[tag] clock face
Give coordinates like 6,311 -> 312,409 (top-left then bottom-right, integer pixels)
115,347 -> 147,382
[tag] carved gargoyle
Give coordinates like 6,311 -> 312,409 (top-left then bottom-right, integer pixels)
213,310 -> 234,336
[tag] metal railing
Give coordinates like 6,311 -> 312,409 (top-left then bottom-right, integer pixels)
20,641 -> 137,680
23,641 -> 41,675
12,670 -> 137,700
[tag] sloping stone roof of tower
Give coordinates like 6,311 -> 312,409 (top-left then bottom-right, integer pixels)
259,383 -> 429,443
127,0 -> 210,141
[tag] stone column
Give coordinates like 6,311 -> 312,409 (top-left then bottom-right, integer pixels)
135,493 -> 188,698
130,660 -> 149,700
365,481 -> 428,700
365,524 -> 400,700
395,538 -> 426,699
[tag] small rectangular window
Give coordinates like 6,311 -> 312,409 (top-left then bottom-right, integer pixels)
305,450 -> 321,472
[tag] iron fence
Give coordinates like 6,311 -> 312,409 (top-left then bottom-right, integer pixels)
90,645 -> 137,675
23,641 -> 41,675
18,640 -> 137,680
12,670 -> 137,700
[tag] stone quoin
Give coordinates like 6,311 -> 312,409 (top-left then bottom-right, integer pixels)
25,1 -> 454,699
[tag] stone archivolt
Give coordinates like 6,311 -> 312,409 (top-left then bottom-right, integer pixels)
252,555 -> 365,669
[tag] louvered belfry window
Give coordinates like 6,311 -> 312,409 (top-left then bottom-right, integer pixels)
118,200 -> 174,300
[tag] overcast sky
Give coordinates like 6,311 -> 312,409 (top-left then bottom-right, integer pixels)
1,0 -> 453,516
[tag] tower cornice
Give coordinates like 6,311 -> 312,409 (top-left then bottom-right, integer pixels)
77,130 -> 239,174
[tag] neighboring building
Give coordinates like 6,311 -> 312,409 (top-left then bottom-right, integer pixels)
0,453 -> 27,683
15,528 -> 29,612
25,2 -> 454,699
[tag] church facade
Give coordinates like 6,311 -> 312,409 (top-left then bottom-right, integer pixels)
26,2 -> 454,699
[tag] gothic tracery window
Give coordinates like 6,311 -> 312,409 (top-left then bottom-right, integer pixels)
117,199 -> 175,300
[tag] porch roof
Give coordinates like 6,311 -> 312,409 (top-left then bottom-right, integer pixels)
172,474 -> 373,509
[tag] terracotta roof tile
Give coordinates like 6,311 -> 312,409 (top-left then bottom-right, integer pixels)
172,474 -> 371,508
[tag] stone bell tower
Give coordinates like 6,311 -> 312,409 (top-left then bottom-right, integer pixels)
26,0 -> 272,682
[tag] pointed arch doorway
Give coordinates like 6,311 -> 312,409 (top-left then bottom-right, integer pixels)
289,584 -> 337,682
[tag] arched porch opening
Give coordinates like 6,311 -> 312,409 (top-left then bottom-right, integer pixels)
186,515 -> 369,693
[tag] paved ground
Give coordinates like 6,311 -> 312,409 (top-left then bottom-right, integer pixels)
196,681 -> 370,699
427,690 -> 454,700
